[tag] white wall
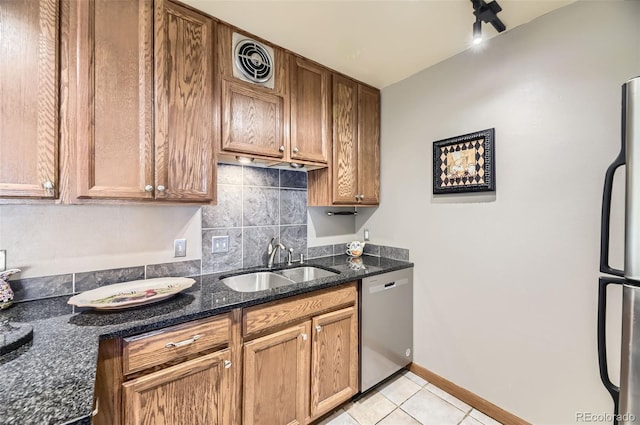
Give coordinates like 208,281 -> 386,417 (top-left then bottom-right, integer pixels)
362,1 -> 639,423
0,205 -> 202,278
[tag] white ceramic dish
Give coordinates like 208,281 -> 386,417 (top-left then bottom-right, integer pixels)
67,277 -> 195,310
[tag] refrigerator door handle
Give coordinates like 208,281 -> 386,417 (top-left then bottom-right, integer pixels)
598,276 -> 622,419
600,85 -> 627,277
601,154 -> 625,277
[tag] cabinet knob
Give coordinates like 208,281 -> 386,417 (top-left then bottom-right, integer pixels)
43,181 -> 54,190
144,185 -> 154,192
157,185 -> 166,192
293,147 -> 299,154
224,360 -> 232,369
279,146 -> 285,152
315,325 -> 322,333
301,333 -> 308,341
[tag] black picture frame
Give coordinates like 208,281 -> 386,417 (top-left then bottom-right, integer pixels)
432,128 -> 495,194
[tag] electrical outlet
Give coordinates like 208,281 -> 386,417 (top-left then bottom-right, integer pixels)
174,239 -> 187,257
0,250 -> 5,272
364,229 -> 370,241
212,236 -> 229,253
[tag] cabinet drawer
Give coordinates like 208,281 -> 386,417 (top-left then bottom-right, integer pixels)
243,282 -> 357,337
123,314 -> 231,374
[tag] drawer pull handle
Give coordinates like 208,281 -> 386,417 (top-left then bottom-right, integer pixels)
224,360 -> 232,369
165,334 -> 202,348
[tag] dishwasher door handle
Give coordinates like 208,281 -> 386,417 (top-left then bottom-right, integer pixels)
368,278 -> 408,294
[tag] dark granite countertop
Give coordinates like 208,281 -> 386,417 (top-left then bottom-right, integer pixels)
0,255 -> 413,425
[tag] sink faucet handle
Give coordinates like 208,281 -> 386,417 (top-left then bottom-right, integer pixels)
287,248 -> 294,266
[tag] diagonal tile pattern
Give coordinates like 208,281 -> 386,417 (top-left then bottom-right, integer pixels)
317,371 -> 505,425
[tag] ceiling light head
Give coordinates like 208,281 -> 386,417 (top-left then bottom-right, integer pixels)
473,19 -> 483,45
470,0 -> 506,44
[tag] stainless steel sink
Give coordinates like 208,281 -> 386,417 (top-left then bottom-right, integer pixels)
274,266 -> 338,283
221,267 -> 339,292
221,272 -> 295,292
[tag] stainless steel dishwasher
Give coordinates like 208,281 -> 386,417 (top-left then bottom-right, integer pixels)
360,267 -> 413,392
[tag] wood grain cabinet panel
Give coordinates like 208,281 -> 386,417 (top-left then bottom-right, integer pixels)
243,282 -> 357,337
0,0 -> 59,198
332,75 -> 360,204
122,314 -> 231,374
290,56 -> 330,164
71,0 -> 216,203
308,75 -> 380,206
154,0 -> 216,202
310,306 -> 359,420
242,283 -> 358,425
122,349 -> 231,425
243,323 -> 310,425
357,85 -> 380,205
222,79 -> 285,158
75,0 -> 154,200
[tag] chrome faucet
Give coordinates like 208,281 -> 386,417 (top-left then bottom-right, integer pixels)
267,238 -> 286,268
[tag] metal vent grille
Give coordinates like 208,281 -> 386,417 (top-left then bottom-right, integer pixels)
232,33 -> 275,88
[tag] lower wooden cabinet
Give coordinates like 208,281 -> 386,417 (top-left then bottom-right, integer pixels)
310,307 -> 358,419
122,349 -> 231,425
93,313 -> 235,425
243,323 -> 310,425
93,283 -> 358,425
242,282 -> 359,424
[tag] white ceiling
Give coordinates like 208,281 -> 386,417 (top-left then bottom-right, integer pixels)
185,0 -> 575,89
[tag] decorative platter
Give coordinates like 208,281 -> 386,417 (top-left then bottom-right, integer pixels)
67,277 -> 195,310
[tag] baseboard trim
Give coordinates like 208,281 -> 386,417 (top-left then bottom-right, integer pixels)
408,363 -> 530,425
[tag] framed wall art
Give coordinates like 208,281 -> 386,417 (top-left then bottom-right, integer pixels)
433,128 -> 495,194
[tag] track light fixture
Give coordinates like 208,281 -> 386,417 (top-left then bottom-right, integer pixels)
470,0 -> 506,44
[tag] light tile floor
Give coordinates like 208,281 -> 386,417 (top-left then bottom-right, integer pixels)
317,371 -> 504,425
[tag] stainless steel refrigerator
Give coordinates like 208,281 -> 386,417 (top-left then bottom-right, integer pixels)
599,76 -> 640,425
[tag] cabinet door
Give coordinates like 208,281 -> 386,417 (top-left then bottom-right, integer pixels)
75,0 -> 154,200
155,0 -> 216,202
357,85 -> 380,205
221,79 -> 285,158
332,75 -> 359,204
0,0 -> 58,198
310,306 -> 359,419
243,323 -> 310,425
290,56 -> 330,164
122,349 -> 231,425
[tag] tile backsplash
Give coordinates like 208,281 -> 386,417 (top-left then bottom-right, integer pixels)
7,163 -> 411,303
10,260 -> 200,303
201,164 -> 308,273
309,243 -> 410,262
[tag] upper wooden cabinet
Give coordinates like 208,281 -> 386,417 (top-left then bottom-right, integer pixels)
71,0 -> 216,202
356,84 -> 381,204
0,0 -> 59,198
217,23 -> 290,161
290,56 -> 331,164
154,0 -> 216,202
308,75 -> 380,206
73,0 -> 154,201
